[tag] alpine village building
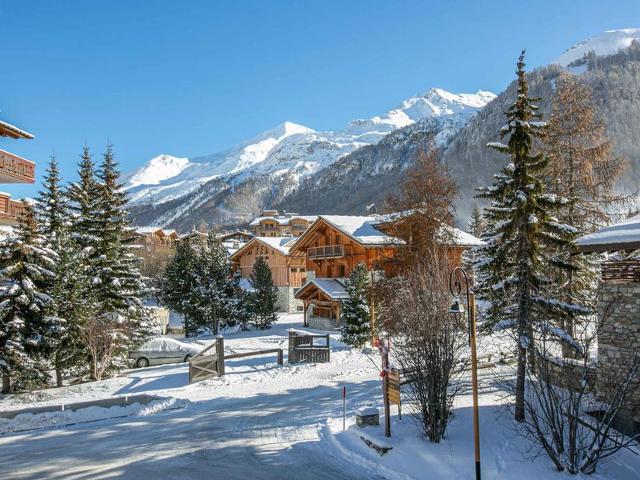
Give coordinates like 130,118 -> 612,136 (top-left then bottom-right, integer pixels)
0,119 -> 36,226
250,210 -> 317,237
233,212 -> 483,329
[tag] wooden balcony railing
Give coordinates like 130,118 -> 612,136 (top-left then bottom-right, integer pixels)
0,196 -> 27,225
0,149 -> 35,184
602,260 -> 640,282
307,244 -> 344,260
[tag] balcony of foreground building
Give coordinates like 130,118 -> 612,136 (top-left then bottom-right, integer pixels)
307,244 -> 346,260
0,149 -> 35,184
601,260 -> 640,282
0,194 -> 27,226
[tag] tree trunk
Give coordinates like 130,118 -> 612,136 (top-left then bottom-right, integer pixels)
2,372 -> 10,394
55,353 -> 63,388
514,342 -> 527,422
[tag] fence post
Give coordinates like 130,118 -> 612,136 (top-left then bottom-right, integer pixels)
216,336 -> 225,376
277,349 -> 283,366
288,330 -> 296,364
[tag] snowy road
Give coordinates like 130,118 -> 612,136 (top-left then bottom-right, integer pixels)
0,315 -> 386,479
0,370 -> 384,480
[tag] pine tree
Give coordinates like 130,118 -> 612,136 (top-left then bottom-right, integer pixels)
36,155 -> 89,386
249,255 -> 278,329
161,239 -> 199,336
190,233 -> 240,334
0,204 -> 62,392
340,263 -> 371,348
544,73 -> 633,357
468,204 -> 485,238
86,145 -> 151,379
475,52 -> 575,422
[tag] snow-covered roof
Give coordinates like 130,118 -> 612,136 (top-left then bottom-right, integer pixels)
249,215 -> 317,226
255,236 -> 297,255
134,226 -> 177,236
371,211 -> 483,247
319,215 -> 402,246
0,120 -> 34,139
576,214 -> 640,253
230,236 -> 297,259
295,278 -> 348,300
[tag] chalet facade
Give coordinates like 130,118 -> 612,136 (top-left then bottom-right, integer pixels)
292,214 -> 483,330
576,215 -> 640,434
0,119 -> 36,226
249,210 -> 317,237
230,236 -> 307,312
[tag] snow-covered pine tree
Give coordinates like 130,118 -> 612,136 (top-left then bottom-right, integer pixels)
468,204 -> 485,238
35,155 -> 89,386
87,145 -> 151,379
475,51 -> 574,422
249,255 -> 278,329
161,239 -> 199,336
66,146 -> 102,256
340,263 -> 371,348
0,203 -> 62,392
191,233 -> 240,334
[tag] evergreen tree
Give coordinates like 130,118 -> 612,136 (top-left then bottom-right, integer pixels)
249,255 -> 278,329
0,204 -> 62,392
475,52 -> 575,422
161,239 -> 199,336
190,233 -> 240,334
340,263 -> 371,348
468,204 -> 485,238
36,155 -> 89,386
86,145 -> 151,379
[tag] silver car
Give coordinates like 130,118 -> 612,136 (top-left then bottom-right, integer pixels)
129,337 -> 201,368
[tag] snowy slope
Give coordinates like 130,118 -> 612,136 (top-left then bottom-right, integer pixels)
124,89 -> 496,207
555,28 -> 640,66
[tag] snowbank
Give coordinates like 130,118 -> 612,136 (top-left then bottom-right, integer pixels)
0,397 -> 186,434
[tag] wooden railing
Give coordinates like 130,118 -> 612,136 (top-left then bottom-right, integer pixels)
602,260 -> 640,282
0,149 -> 35,183
0,195 -> 27,225
288,331 -> 331,364
307,244 -> 344,260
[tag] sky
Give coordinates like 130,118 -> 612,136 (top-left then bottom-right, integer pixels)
2,0 -> 640,198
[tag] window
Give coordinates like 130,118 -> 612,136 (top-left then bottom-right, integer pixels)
338,264 -> 346,277
335,234 -> 341,244
297,305 -> 304,312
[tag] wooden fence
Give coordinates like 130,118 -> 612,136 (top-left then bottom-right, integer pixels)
602,260 -> 640,282
188,337 -> 224,383
189,337 -> 284,384
288,330 -> 331,364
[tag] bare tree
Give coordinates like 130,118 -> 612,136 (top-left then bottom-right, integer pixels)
383,249 -> 466,442
515,302 -> 640,474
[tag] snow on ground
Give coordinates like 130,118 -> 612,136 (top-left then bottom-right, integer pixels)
0,313 -> 639,479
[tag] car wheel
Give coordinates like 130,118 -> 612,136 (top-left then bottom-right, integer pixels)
136,357 -> 150,368
184,354 -> 192,363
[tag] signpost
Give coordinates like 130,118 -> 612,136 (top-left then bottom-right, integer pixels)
387,368 -> 401,420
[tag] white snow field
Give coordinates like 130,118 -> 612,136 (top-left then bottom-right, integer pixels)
1,314 -> 639,479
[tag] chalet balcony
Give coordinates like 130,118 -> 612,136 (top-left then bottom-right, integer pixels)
602,260 -> 640,282
0,149 -> 35,184
0,195 -> 27,226
307,244 -> 344,260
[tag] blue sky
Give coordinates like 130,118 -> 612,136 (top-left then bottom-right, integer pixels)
2,0 -> 639,198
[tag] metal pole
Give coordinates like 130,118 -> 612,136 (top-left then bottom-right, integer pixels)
382,341 -> 391,438
449,266 -> 481,480
469,293 -> 481,480
343,385 -> 346,431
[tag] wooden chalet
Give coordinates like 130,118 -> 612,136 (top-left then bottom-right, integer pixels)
291,215 -> 401,329
0,119 -> 36,226
230,236 -> 306,312
292,214 -> 484,330
249,210 -> 317,237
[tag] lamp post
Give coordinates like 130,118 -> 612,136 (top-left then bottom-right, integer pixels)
449,266 -> 481,480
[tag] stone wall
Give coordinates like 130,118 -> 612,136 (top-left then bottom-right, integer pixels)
597,281 -> 640,434
275,287 -> 304,313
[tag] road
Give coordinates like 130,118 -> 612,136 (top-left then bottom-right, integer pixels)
0,369 -> 382,480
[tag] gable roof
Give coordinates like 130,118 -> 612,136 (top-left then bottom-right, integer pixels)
319,215 -> 402,246
576,214 -> 640,253
230,236 -> 297,260
295,278 -> 349,300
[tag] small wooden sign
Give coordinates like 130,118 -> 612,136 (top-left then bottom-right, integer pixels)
387,368 -> 401,405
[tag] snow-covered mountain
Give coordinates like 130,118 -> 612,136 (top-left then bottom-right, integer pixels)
555,28 -> 640,67
124,88 -> 496,207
